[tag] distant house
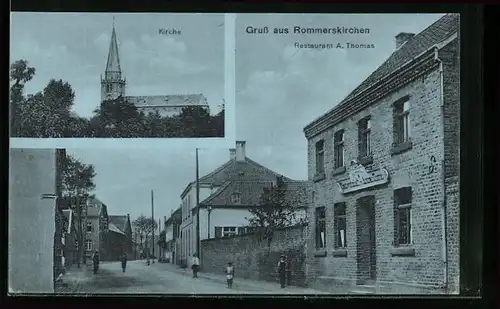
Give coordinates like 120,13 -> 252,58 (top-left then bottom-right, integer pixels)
84,197 -> 109,263
163,208 -> 182,264
179,141 -> 309,269
105,214 -> 133,260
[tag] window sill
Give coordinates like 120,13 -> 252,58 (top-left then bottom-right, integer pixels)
390,246 -> 415,257
357,155 -> 373,166
313,172 -> 326,183
331,166 -> 346,177
391,140 -> 413,156
331,248 -> 347,257
314,249 -> 327,257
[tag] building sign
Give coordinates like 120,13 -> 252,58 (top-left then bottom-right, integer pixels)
337,163 -> 389,194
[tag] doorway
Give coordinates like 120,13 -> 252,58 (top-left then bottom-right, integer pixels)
356,195 -> 376,285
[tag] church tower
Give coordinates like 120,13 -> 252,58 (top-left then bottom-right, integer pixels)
101,20 -> 126,102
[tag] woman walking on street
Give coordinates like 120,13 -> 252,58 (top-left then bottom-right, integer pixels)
92,250 -> 100,274
191,253 -> 200,278
225,262 -> 235,289
121,254 -> 127,272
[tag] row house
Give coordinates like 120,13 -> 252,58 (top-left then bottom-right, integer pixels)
179,141 -> 309,269
162,208 -> 182,264
83,197 -> 109,263
303,14 -> 459,294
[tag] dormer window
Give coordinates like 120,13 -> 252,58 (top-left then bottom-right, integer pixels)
231,192 -> 242,204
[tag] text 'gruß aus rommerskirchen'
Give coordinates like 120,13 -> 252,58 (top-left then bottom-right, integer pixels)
245,26 -> 371,35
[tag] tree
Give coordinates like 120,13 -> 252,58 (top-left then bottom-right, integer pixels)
92,96 -> 143,137
178,106 -> 212,137
61,154 -> 97,207
10,60 -> 36,136
14,77 -> 76,137
132,214 -> 158,256
246,176 -> 307,246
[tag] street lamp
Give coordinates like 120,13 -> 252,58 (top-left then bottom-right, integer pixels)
207,206 -> 213,238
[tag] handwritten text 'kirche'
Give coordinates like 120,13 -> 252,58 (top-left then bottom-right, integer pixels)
245,26 -> 371,35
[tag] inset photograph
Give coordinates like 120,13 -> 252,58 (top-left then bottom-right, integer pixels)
10,13 -> 228,143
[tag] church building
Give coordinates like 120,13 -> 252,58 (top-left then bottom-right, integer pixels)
100,23 -> 210,117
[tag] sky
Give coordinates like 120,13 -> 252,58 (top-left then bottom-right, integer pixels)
12,13 -> 446,223
10,12 -> 225,117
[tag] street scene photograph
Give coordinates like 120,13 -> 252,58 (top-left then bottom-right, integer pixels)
9,13 -> 226,139
8,13 -> 461,296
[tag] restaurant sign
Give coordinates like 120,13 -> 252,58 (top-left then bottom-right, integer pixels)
337,164 -> 389,194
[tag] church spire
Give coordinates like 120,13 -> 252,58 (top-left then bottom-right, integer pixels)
105,18 -> 121,73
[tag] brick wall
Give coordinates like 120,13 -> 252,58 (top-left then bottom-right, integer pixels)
440,37 -> 460,294
305,58 -> 455,293
201,225 -> 308,287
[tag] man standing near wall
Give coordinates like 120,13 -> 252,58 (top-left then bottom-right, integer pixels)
277,255 -> 288,288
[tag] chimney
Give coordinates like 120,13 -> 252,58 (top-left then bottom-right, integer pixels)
235,141 -> 246,162
229,148 -> 236,160
395,32 -> 415,49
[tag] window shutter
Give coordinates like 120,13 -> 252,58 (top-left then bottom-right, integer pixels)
215,227 -> 222,238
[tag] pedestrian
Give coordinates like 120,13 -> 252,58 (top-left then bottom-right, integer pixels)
191,253 -> 200,278
277,254 -> 287,288
121,254 -> 127,272
225,262 -> 235,289
92,250 -> 100,274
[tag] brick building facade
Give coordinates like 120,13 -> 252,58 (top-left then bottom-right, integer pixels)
303,14 -> 459,294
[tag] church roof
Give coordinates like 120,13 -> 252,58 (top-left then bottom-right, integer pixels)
126,94 -> 208,108
106,25 -> 122,73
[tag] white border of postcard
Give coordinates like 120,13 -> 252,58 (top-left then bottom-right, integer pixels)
9,13 -> 236,150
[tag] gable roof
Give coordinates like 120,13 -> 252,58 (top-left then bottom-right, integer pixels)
182,157 -> 293,198
342,13 -> 458,104
108,222 -> 126,235
166,207 -> 182,226
109,215 -> 129,233
86,197 -> 106,217
304,14 -> 459,133
200,179 -> 311,207
126,94 -> 208,108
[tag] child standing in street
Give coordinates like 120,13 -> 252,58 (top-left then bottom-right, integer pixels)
226,262 -> 235,289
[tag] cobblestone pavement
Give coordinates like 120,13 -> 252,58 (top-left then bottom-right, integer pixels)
56,260 -> 328,295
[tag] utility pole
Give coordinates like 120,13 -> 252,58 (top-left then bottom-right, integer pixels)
158,218 -> 161,261
196,148 -> 200,259
151,190 -> 155,264
76,194 -> 81,268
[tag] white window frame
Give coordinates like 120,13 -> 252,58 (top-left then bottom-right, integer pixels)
222,227 -> 237,237
85,239 -> 93,251
403,101 -> 411,142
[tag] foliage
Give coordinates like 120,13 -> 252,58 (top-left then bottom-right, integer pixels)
61,154 -> 97,209
10,59 -> 225,138
132,214 -> 158,249
246,176 -> 308,246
